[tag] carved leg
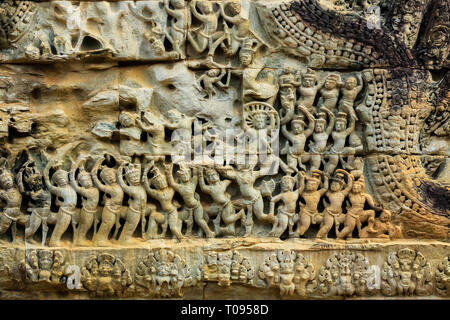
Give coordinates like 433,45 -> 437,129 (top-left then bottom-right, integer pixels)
296,214 -> 312,237
118,208 -> 141,243
49,211 -> 71,247
76,208 -> 95,245
193,205 -> 215,238
25,212 -> 42,244
94,208 -> 115,246
337,216 -> 356,240
316,214 -> 334,239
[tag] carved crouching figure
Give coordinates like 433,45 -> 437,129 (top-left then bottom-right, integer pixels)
199,167 -> 245,236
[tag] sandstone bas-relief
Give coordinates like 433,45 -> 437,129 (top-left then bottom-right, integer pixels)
0,0 -> 448,299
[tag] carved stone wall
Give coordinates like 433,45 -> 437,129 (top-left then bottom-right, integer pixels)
0,0 -> 447,299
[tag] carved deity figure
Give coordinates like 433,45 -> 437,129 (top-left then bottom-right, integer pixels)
164,0 -> 188,59
199,167 -> 245,236
166,162 -> 214,238
136,113 -> 166,158
337,177 -> 381,239
69,159 -> 99,245
316,169 -> 353,239
269,173 -> 305,238
278,67 -> 299,125
17,160 -> 51,245
293,170 -> 328,237
338,75 -> 363,120
117,162 -> 147,243
281,106 -> 315,172
188,0 -> 220,53
196,68 -> 227,99
43,162 -> 77,247
0,168 -> 22,243
306,109 -> 335,173
207,1 -> 250,58
360,209 -> 402,239
317,73 -> 341,113
324,112 -> 356,175
296,68 -> 320,113
91,158 -> 124,246
143,162 -> 185,240
219,163 -> 275,236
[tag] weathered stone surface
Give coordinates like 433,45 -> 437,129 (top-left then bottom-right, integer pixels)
0,0 -> 447,300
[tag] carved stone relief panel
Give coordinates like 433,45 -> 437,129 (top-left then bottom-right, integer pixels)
0,0 -> 447,300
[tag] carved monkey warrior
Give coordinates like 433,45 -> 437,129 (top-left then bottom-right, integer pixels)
17,160 -> 51,245
198,167 -> 245,236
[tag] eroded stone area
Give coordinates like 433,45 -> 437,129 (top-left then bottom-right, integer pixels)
0,0 -> 448,299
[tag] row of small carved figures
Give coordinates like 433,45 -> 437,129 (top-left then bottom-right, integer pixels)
20,249 -> 450,297
0,156 -> 400,247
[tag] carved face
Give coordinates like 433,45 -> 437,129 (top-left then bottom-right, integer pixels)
153,175 -> 168,189
282,178 -> 294,192
345,77 -> 357,89
379,211 -> 390,222
171,0 -> 185,9
325,77 -> 337,89
335,120 -> 346,132
99,261 -> 113,276
330,181 -> 343,192
291,122 -> 304,134
28,174 -> 43,191
352,183 -> 363,193
0,173 -> 14,189
315,122 -> 325,133
177,169 -> 191,183
228,2 -> 241,15
306,179 -> 319,191
101,169 -> 117,185
54,172 -> 69,186
198,1 -> 212,14
126,171 -> 141,186
207,69 -> 220,77
206,171 -> 219,183
302,78 -> 314,87
239,51 -> 253,66
253,114 -> 267,130
78,174 -> 93,188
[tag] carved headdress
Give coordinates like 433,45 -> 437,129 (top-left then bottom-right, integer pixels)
22,161 -> 41,185
124,163 -> 141,179
99,166 -> 116,182
0,167 -> 13,186
240,38 -> 258,55
326,73 -> 340,82
303,68 -> 316,81
331,170 -> 346,185
150,166 -> 165,184
52,167 -> 68,184
336,112 -> 348,124
281,175 -> 296,187
291,114 -> 305,126
306,169 -> 322,183
316,112 -> 327,125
